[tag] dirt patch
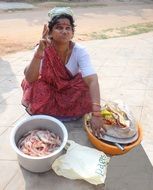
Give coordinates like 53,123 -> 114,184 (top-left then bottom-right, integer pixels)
0,0 -> 153,56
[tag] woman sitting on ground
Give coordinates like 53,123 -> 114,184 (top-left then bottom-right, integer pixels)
21,7 -> 105,134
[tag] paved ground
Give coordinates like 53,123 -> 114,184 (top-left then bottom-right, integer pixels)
0,2 -> 35,11
1,1 -> 153,56
0,32 -> 153,189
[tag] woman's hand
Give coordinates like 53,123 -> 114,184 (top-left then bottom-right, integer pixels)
90,116 -> 106,136
38,24 -> 51,51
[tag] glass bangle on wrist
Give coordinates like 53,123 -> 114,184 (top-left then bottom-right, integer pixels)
92,111 -> 101,117
92,102 -> 101,108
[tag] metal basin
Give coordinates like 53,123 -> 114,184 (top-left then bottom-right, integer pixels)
10,115 -> 68,173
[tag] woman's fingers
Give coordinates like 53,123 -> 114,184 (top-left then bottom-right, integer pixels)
46,36 -> 51,44
42,24 -> 49,39
39,24 -> 51,50
99,127 -> 106,135
90,116 -> 106,136
39,37 -> 52,49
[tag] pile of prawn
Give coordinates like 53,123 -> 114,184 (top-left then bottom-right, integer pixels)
17,129 -> 61,157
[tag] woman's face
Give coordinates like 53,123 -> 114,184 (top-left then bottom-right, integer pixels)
50,18 -> 74,43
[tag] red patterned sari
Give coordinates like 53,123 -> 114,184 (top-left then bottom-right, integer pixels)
21,45 -> 92,118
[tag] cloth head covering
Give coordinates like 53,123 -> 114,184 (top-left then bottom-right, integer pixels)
48,7 -> 73,21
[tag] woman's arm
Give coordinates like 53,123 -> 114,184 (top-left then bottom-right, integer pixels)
83,74 -> 100,107
24,47 -> 43,82
24,24 -> 51,83
76,45 -> 105,134
83,74 -> 106,135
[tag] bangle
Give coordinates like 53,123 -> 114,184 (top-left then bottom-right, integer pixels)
92,111 -> 101,117
92,108 -> 101,112
92,102 -> 101,107
34,52 -> 44,60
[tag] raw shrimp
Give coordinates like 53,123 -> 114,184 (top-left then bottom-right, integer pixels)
18,129 -> 62,157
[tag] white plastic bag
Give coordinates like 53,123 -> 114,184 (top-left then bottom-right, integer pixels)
52,140 -> 110,185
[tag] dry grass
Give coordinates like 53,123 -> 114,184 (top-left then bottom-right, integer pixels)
90,22 -> 153,39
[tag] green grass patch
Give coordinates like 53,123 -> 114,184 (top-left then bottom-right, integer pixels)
90,22 -> 153,40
